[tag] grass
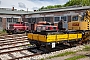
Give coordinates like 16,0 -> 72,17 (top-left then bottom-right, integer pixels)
65,55 -> 86,60
41,51 -> 76,60
0,30 -> 7,35
83,45 -> 90,51
27,44 -> 31,46
40,59 -> 44,60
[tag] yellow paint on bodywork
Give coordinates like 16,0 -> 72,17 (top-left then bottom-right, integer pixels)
39,35 -> 46,42
46,35 -> 56,42
78,34 -> 82,38
57,34 -> 68,41
68,34 -> 77,40
32,34 -> 39,41
28,33 -> 33,40
28,33 -> 82,43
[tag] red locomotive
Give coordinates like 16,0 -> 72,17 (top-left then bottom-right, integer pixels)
6,21 -> 62,34
6,22 -> 29,34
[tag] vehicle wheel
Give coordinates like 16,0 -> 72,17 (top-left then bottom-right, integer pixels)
7,31 -> 12,35
13,30 -> 17,34
36,44 -> 40,48
8,32 -> 12,35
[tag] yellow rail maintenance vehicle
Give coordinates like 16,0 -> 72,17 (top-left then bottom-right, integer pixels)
68,10 -> 90,43
28,31 -> 82,48
28,21 -> 83,51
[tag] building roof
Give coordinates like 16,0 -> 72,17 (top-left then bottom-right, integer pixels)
0,6 -> 90,15
0,10 -> 30,15
29,6 -> 90,14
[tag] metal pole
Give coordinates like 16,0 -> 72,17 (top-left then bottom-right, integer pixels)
12,17 -> 13,23
20,15 -> 23,24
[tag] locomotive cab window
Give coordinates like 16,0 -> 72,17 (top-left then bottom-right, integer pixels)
42,26 -> 46,30
81,15 -> 84,21
53,27 -> 56,30
48,27 -> 51,30
72,16 -> 78,21
36,26 -> 41,30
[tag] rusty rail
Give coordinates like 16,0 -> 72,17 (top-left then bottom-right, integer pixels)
0,41 -> 29,46
0,48 -> 27,55
0,40 -> 29,46
8,53 -> 41,60
0,44 -> 29,50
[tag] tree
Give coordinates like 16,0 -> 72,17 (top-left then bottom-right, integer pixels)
38,0 -> 90,10
64,0 -> 90,7
46,5 -> 54,9
54,5 -> 62,8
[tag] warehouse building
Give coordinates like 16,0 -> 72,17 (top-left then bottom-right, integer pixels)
0,7 -> 28,30
26,6 -> 90,30
0,6 -> 90,30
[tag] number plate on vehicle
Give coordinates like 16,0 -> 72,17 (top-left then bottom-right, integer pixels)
52,43 -> 55,48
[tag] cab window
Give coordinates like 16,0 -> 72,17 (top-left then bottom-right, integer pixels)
42,26 -> 46,30
36,26 -> 41,30
72,16 -> 78,21
81,15 -> 84,21
48,27 -> 51,30
53,27 -> 56,30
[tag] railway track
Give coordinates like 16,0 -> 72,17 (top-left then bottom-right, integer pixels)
0,33 -> 90,60
0,34 -> 41,60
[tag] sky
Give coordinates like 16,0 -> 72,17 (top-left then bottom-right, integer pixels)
0,0 -> 69,11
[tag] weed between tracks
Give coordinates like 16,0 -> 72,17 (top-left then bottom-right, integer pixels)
65,45 -> 90,60
27,44 -> 31,46
65,55 -> 86,60
83,45 -> 90,51
40,44 -> 90,60
0,30 -> 7,35
40,51 -> 76,60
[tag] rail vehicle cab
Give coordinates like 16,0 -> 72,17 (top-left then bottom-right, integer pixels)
6,21 -> 29,34
30,21 -> 57,32
68,11 -> 90,30
36,25 -> 58,32
68,15 -> 80,30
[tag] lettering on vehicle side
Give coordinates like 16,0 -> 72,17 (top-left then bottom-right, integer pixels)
72,22 -> 79,26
